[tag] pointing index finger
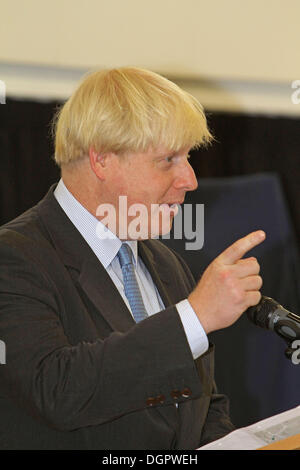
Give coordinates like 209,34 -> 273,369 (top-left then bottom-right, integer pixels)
219,231 -> 266,265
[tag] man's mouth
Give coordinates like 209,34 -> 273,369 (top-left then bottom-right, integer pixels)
158,203 -> 180,216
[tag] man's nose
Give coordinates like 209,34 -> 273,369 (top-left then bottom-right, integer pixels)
173,161 -> 198,191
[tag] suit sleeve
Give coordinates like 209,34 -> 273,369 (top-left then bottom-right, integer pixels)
199,382 -> 235,446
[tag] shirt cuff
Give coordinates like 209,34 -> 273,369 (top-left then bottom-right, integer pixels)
176,299 -> 209,359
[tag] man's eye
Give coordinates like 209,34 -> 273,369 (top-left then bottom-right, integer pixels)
161,153 -> 189,165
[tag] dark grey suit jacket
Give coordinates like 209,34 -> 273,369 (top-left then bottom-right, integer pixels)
0,185 -> 234,449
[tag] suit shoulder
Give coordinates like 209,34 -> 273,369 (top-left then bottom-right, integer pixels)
1,203 -> 45,240
0,203 -> 56,267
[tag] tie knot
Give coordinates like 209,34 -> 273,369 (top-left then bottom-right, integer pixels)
117,243 -> 133,268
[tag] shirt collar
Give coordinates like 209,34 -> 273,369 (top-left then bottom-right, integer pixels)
54,178 -> 138,268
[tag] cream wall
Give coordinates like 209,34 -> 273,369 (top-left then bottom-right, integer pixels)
1,0 -> 300,115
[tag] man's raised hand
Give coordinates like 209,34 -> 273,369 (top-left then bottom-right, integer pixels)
188,230 -> 266,334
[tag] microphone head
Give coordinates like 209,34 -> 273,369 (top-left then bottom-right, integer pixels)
246,296 -> 280,329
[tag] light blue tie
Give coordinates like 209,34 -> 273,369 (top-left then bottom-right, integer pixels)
117,243 -> 148,323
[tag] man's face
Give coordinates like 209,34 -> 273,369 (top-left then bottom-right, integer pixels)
97,147 -> 198,240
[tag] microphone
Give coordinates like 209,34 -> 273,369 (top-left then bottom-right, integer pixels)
246,296 -> 300,362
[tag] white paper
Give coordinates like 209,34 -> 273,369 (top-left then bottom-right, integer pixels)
199,405 -> 300,450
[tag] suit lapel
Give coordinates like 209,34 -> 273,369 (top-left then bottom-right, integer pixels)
37,185 -> 135,332
138,241 -> 174,308
77,256 -> 135,332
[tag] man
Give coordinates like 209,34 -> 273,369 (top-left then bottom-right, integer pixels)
0,67 -> 265,449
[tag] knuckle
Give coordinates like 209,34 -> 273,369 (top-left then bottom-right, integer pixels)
254,291 -> 262,303
246,260 -> 260,276
257,275 -> 263,288
252,259 -> 260,272
248,291 -> 261,306
220,270 -> 237,288
247,257 -> 259,269
253,275 -> 263,289
220,269 -> 231,281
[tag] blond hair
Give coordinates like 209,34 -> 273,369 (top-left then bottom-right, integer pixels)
53,67 -> 212,166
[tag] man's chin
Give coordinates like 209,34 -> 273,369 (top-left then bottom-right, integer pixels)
115,204 -> 178,241
118,219 -> 173,241
150,219 -> 174,239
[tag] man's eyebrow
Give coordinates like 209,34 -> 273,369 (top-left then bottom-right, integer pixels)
154,151 -> 178,159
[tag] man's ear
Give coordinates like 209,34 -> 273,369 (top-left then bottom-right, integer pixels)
89,148 -> 109,180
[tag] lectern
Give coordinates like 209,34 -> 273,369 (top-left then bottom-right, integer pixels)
258,433 -> 300,450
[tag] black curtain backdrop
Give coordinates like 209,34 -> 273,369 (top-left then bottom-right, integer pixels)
0,98 -> 60,224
